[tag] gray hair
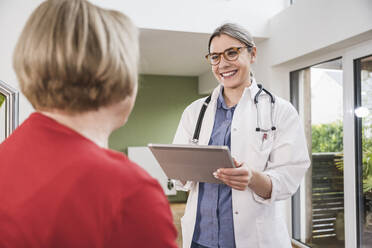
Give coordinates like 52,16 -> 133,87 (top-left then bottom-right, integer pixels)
208,23 -> 255,53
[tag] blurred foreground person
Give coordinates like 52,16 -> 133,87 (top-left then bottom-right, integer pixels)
0,0 -> 177,247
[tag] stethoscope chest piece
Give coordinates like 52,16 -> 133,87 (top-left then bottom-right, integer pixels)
255,84 -> 276,133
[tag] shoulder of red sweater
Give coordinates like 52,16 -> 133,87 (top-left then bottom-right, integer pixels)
79,148 -> 157,186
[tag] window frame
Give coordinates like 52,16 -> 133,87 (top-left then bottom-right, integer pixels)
0,80 -> 19,139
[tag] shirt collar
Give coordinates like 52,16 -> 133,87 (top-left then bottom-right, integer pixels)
217,87 -> 236,110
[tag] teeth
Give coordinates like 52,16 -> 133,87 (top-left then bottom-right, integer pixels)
221,70 -> 237,77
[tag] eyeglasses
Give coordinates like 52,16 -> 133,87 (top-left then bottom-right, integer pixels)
205,46 -> 252,65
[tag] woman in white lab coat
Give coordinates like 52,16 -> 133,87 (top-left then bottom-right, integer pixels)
173,23 -> 310,248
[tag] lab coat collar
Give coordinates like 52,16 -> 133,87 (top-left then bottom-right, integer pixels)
212,77 -> 261,104
211,84 -> 222,103
244,77 -> 260,102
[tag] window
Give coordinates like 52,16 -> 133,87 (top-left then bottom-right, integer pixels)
291,58 -> 345,247
0,80 -> 19,143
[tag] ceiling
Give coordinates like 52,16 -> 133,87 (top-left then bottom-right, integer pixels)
139,28 -> 265,77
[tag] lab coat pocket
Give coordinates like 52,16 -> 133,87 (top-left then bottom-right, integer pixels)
249,132 -> 274,171
254,132 -> 274,152
256,217 -> 291,248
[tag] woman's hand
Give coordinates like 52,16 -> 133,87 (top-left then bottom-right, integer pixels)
214,158 -> 273,199
213,159 -> 253,191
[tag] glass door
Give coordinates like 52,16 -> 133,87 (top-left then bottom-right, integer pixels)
290,38 -> 372,248
354,55 -> 372,247
291,58 -> 345,247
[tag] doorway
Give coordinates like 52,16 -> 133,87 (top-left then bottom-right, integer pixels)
291,58 -> 345,247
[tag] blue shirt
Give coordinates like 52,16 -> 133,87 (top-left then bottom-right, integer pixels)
192,88 -> 236,248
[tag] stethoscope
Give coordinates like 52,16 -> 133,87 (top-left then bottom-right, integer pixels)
167,83 -> 276,190
191,84 -> 276,144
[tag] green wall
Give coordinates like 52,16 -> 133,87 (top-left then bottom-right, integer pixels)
109,74 -> 203,153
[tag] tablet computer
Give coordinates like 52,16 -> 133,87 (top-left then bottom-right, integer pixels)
148,144 -> 235,184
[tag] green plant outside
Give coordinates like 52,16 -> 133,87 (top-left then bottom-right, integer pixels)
0,94 -> 4,108
314,119 -> 372,193
312,120 -> 343,153
362,117 -> 372,193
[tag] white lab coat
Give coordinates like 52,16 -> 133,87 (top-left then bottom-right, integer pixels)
173,79 -> 310,248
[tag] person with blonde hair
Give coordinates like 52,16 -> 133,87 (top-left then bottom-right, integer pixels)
0,0 -> 177,247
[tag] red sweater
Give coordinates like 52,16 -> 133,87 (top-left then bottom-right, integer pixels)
0,113 -> 178,248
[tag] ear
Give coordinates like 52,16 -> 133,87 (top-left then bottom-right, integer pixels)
250,47 -> 257,63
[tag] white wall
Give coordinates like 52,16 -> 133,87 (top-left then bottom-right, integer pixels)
269,0 -> 372,66
0,0 -> 44,122
198,70 -> 218,94
254,0 -> 372,98
128,147 -> 177,196
90,0 -> 288,37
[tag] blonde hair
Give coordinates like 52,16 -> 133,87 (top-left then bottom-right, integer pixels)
13,0 -> 139,113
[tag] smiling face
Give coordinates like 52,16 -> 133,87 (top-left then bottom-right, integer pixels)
209,34 -> 256,90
